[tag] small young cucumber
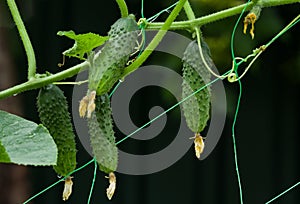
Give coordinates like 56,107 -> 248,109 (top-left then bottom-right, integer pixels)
37,84 -> 77,176
182,39 -> 214,134
88,15 -> 139,96
88,94 -> 118,173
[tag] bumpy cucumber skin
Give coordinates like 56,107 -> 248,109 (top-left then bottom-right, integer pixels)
37,84 -> 77,176
182,40 -> 215,133
88,94 -> 118,173
89,15 -> 139,95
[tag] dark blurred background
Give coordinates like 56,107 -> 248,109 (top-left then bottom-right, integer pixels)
0,0 -> 299,203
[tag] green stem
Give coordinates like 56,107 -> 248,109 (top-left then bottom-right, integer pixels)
122,0 -> 187,77
146,0 -> 300,30
184,1 -> 196,20
0,61 -> 89,99
115,0 -> 128,17
258,0 -> 299,7
1,0 -> 298,100
184,2 -> 221,79
183,0 -> 201,38
7,0 -> 36,80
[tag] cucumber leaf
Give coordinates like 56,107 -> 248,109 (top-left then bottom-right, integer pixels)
57,30 -> 109,60
0,110 -> 57,166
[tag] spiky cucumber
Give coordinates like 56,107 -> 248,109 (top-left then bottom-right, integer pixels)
182,39 -> 215,133
37,84 -> 77,176
88,14 -> 139,95
88,94 -> 118,173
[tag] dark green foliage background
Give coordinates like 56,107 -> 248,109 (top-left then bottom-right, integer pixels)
1,0 -> 300,203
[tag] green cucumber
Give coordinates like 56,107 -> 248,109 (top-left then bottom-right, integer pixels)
182,39 -> 214,133
88,15 -> 139,95
88,94 -> 118,173
37,84 -> 77,176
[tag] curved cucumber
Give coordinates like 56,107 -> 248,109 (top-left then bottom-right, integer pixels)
88,15 -> 139,95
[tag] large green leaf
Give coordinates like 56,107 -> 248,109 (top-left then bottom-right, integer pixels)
57,30 -> 109,60
0,110 -> 57,166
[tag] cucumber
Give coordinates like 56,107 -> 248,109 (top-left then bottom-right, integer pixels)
88,15 -> 139,95
87,94 -> 118,173
182,39 -> 213,134
37,84 -> 77,176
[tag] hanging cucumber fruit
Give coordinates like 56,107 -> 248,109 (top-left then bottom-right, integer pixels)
87,94 -> 118,200
37,84 -> 77,200
182,39 -> 216,159
80,15 -> 139,118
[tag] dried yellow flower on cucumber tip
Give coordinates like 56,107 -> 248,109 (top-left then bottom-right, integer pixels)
243,5 -> 262,39
79,91 -> 96,118
62,176 -> 73,201
79,95 -> 89,118
190,133 -> 205,159
243,13 -> 257,39
106,172 -> 116,200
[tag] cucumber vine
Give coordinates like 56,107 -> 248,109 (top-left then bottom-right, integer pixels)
0,0 -> 299,203
0,0 -> 298,99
